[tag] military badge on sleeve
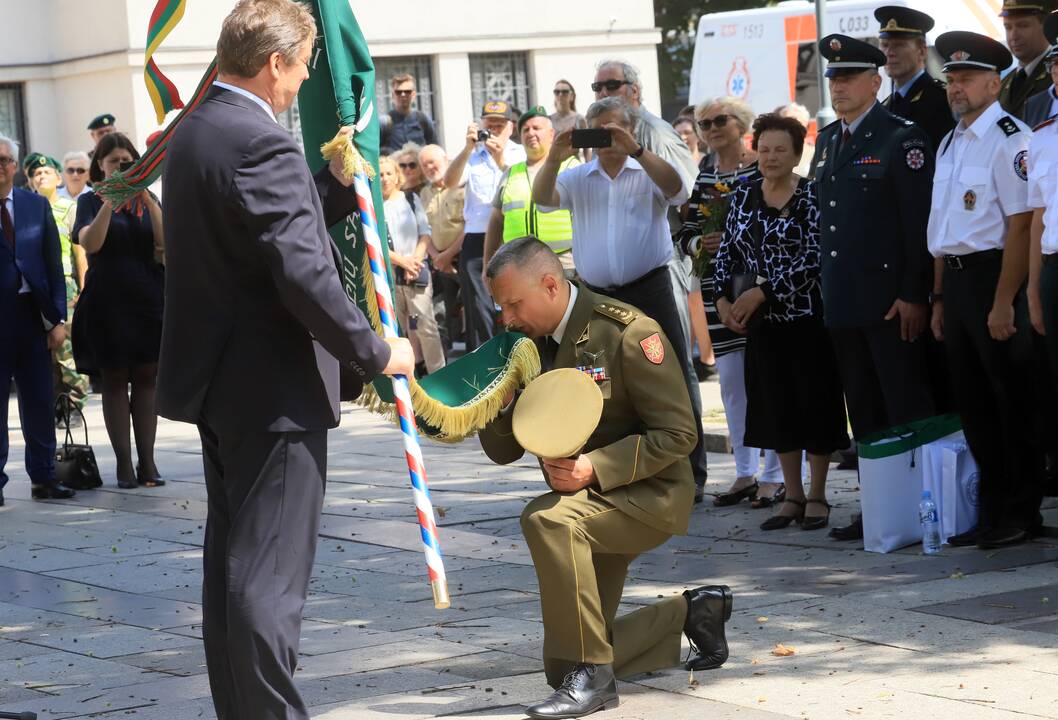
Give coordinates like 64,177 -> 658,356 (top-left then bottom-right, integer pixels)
905,147 -> 926,171
640,333 -> 665,365
1015,150 -> 1029,181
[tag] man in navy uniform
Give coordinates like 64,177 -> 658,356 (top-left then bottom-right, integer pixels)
812,35 -> 937,541
876,6 -> 954,151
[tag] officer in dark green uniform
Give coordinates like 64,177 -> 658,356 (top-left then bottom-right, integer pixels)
876,6 -> 954,151
479,237 -> 732,719
814,35 -> 937,541
998,0 -> 1054,122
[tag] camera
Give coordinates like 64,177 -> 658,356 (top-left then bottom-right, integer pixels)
477,129 -> 491,143
119,159 -> 134,172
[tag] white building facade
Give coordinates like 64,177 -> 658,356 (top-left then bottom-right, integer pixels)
0,0 -> 662,160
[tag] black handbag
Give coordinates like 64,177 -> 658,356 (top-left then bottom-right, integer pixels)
54,394 -> 102,490
726,185 -> 768,331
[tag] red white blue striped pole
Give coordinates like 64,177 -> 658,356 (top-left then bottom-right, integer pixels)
353,171 -> 450,609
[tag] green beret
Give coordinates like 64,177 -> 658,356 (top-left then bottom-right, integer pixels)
518,105 -> 550,131
23,153 -> 61,174
87,113 -> 116,131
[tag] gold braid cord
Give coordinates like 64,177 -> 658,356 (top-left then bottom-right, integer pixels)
320,131 -> 541,442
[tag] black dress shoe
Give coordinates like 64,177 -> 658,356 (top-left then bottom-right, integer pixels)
31,484 -> 76,500
829,514 -> 863,541
694,485 -> 705,504
683,585 -> 732,670
977,526 -> 1029,549
0,488 -> 4,506
525,663 -> 619,719
947,526 -> 985,547
713,481 -> 759,507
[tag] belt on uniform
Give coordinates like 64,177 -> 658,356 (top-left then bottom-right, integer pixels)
1044,253 -> 1058,267
943,249 -> 1003,271
583,264 -> 668,296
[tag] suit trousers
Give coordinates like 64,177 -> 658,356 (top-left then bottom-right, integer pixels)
198,421 -> 327,720
943,260 -> 1043,531
829,319 -> 935,438
458,233 -> 496,351
0,295 -> 58,489
521,489 -> 688,689
588,267 -> 708,486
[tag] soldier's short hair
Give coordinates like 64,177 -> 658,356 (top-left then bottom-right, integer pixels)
216,0 -> 317,79
487,237 -> 563,280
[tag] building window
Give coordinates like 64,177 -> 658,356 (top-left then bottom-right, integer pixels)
373,55 -> 436,118
469,52 -> 532,116
0,84 -> 27,155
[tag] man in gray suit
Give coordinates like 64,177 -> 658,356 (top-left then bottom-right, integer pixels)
158,1 -> 414,718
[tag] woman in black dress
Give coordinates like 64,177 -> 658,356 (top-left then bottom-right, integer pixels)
73,133 -> 165,489
714,114 -> 849,532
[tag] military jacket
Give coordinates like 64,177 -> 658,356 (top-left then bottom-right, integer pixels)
811,103 -> 934,329
999,61 -> 1052,123
478,286 -> 697,536
884,72 -> 955,153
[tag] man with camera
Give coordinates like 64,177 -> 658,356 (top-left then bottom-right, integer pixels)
444,100 -> 526,351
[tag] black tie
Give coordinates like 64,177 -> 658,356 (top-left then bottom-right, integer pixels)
0,197 -> 13,251
841,128 -> 852,148
541,337 -> 559,372
1011,68 -> 1028,99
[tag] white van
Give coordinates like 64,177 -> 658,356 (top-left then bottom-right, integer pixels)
687,0 -> 1007,124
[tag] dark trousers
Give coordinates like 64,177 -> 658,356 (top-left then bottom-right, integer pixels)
433,267 -> 462,350
0,295 -> 58,489
458,233 -> 496,351
943,259 -> 1042,531
198,420 -> 327,720
586,267 -> 709,486
830,319 -> 936,438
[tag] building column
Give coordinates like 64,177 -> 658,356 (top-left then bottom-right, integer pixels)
433,52 -> 472,153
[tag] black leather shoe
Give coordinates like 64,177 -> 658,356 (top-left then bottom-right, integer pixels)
829,514 -> 863,541
31,484 -> 75,500
0,488 -> 4,506
977,526 -> 1029,549
683,584 -> 732,670
525,663 -> 619,719
947,526 -> 985,547
694,485 -> 705,504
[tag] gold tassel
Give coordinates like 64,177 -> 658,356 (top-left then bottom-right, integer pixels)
320,131 -> 374,180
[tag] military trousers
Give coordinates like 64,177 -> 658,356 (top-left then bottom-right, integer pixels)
943,256 -> 1043,531
520,489 -> 689,688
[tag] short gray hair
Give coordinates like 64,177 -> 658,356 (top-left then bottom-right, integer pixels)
585,97 -> 639,130
63,150 -> 90,166
694,96 -> 756,134
397,141 -> 422,160
418,144 -> 446,162
774,102 -> 811,127
216,0 -> 317,78
597,59 -> 642,93
486,236 -> 563,280
0,134 -> 19,164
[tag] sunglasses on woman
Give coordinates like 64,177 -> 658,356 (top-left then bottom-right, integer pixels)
553,88 -> 572,95
697,114 -> 732,130
65,167 -> 88,175
590,79 -> 632,93
398,162 -> 418,169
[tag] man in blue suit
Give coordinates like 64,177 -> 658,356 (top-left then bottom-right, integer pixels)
0,133 -> 76,506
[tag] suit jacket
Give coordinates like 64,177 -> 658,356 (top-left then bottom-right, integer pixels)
811,103 -> 934,329
999,63 -> 1052,123
478,287 -> 697,536
883,72 -> 954,153
1024,86 -> 1056,130
157,87 -> 390,433
0,187 -> 65,328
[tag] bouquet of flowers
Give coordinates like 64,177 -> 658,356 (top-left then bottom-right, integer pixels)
690,180 -> 732,278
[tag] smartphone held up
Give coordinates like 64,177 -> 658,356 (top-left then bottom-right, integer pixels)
571,128 -> 612,149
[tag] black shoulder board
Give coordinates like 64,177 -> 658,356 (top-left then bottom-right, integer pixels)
887,110 -> 913,126
819,118 -> 842,134
1035,115 -> 1058,132
997,116 -> 1019,137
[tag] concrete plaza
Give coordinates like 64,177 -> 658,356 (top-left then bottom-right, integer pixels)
2,386 -> 1058,719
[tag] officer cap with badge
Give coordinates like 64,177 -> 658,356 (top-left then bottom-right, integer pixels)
513,368 -> 603,459
935,31 -> 1014,74
999,0 -> 1054,17
22,152 -> 61,176
819,34 -> 887,77
875,6 -> 934,39
86,113 -> 115,131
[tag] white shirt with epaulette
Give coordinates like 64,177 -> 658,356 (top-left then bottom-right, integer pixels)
1028,115 -> 1058,255
927,100 -> 1031,258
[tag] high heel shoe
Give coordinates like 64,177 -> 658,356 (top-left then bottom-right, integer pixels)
802,498 -> 831,531
760,498 -> 805,531
713,480 -> 759,507
135,464 -> 166,488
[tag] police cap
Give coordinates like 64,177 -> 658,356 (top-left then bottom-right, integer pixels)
1000,0 -> 1053,17
935,31 -> 1013,73
819,34 -> 887,77
875,6 -> 935,39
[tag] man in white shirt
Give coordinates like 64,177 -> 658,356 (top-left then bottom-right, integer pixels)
444,100 -> 527,350
928,31 -> 1044,550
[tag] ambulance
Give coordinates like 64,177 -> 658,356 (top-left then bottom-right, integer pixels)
687,0 -> 1008,122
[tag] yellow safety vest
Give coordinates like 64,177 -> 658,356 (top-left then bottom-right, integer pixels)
500,157 -> 577,251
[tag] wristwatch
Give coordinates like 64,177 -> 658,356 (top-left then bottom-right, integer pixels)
631,144 -> 645,159
930,292 -> 943,304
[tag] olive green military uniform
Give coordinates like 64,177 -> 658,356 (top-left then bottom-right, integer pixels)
999,57 -> 1052,122
479,285 -> 697,688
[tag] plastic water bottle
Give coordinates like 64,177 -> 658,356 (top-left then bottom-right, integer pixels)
919,490 -> 941,555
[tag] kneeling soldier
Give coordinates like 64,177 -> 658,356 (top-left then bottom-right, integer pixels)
479,237 -> 731,719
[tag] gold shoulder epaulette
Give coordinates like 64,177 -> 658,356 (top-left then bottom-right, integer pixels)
594,303 -> 637,325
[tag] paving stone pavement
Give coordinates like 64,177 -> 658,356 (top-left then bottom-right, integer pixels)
2,392 -> 1058,719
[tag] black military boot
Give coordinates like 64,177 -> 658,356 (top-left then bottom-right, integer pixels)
525,663 -> 619,719
683,584 -> 732,671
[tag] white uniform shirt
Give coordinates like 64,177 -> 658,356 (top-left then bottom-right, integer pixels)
547,156 -> 688,288
384,192 -> 431,257
461,140 -> 526,234
927,101 -> 1030,258
1028,117 -> 1058,254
